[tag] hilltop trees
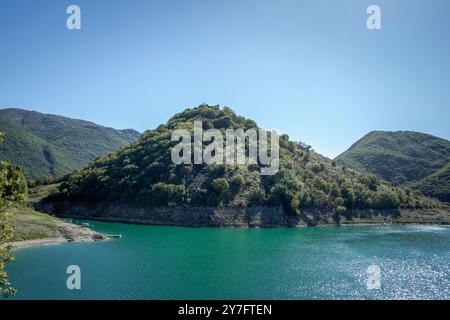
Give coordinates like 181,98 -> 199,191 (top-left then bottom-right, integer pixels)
52,105 -> 434,215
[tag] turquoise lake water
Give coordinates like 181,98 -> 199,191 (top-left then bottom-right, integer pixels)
5,222 -> 450,299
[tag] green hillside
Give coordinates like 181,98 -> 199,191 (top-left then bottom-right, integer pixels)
413,164 -> 450,202
0,108 -> 140,179
51,105 -> 437,216
335,131 -> 450,201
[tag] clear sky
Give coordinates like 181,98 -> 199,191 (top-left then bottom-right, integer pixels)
1,0 -> 449,158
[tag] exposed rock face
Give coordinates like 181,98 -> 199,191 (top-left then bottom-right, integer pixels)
35,201 -> 450,227
35,201 -> 336,227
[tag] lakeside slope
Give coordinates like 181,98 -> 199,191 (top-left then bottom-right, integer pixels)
10,205 -> 106,249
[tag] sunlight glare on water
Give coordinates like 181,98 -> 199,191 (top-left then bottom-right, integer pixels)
6,223 -> 450,300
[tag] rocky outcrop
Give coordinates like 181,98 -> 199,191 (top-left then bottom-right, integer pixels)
35,201 -> 337,227
34,201 -> 450,227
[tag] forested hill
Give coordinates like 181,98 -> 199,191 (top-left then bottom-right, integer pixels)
335,131 -> 450,202
413,164 -> 450,202
0,108 -> 141,179
52,105 -> 437,215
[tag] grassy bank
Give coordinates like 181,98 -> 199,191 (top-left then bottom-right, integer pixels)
10,183 -> 107,247
10,204 -> 106,248
11,205 -> 63,241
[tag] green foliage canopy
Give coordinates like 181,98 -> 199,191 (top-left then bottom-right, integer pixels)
52,105 -> 434,214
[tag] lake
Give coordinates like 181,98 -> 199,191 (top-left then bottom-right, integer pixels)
6,222 -> 450,299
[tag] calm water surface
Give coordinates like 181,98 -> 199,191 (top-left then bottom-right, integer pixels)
6,222 -> 450,299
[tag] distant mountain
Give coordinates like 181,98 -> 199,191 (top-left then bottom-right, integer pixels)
39,105 -> 444,227
335,131 -> 450,201
0,108 -> 141,179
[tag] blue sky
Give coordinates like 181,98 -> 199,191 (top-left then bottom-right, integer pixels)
0,0 -> 449,158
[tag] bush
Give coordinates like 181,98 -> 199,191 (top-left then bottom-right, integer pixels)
341,183 -> 356,209
290,196 -> 301,215
148,183 -> 185,205
373,191 -> 400,209
212,178 -> 229,195
230,175 -> 244,188
358,174 -> 379,191
249,188 -> 266,205
335,197 -> 345,207
269,182 -> 301,215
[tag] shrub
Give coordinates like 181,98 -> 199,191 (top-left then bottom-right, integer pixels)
230,175 -> 244,188
212,178 -> 229,195
148,183 -> 185,205
373,191 -> 400,209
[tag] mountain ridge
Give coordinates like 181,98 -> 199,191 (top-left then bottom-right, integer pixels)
335,130 -> 450,201
0,108 -> 141,179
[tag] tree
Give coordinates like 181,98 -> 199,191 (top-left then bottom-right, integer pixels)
230,175 -> 244,188
148,182 -> 185,205
373,191 -> 400,209
212,178 -> 229,195
1,133 -> 27,297
341,182 -> 356,209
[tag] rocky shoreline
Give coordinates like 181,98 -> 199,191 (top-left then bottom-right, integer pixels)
35,201 -> 450,227
11,221 -> 107,249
